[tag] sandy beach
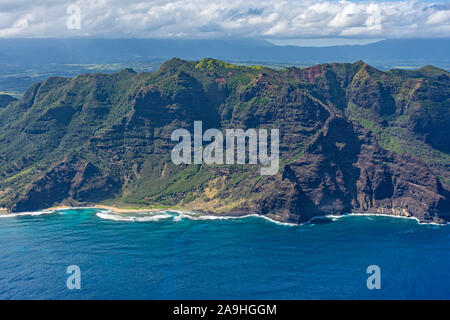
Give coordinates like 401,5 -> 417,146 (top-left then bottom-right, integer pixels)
93,205 -> 163,213
45,205 -> 164,213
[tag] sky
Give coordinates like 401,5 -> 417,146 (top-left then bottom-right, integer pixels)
0,0 -> 449,45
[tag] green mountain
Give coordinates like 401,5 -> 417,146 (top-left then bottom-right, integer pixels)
0,94 -> 16,108
0,58 -> 449,223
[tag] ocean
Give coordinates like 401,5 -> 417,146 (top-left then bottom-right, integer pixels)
0,208 -> 449,299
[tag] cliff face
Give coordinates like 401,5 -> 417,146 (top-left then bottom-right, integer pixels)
255,116 -> 449,223
0,58 -> 449,223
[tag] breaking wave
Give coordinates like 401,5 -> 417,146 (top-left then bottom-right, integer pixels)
95,209 -> 298,226
325,212 -> 448,226
1,207 -> 446,227
95,211 -> 173,222
0,210 -> 54,218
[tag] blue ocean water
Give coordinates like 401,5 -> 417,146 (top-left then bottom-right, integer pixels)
0,208 -> 449,300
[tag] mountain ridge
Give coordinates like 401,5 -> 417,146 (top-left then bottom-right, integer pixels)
0,38 -> 449,69
0,58 -> 449,224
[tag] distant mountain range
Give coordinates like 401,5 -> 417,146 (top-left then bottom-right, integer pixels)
0,38 -> 449,69
0,58 -> 449,224
0,94 -> 16,108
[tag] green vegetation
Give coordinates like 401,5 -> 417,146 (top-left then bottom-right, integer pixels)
195,58 -> 240,70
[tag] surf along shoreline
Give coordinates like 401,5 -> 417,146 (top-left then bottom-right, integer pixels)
0,204 -> 447,226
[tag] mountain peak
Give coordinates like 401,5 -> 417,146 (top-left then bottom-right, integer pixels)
194,58 -> 239,70
354,59 -> 367,66
0,94 -> 17,108
119,68 -> 137,74
417,65 -> 449,78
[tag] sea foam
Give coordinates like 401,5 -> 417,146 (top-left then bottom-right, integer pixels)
2,207 -> 446,227
0,210 -> 54,218
93,209 -> 298,226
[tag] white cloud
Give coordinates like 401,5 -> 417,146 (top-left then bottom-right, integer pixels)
0,0 -> 448,39
427,10 -> 450,24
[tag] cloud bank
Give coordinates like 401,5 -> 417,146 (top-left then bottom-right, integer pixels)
0,0 -> 449,39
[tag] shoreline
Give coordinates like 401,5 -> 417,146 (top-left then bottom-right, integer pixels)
44,206 -> 450,226
46,205 -> 165,213
2,205 -> 448,226
330,212 -> 449,226
44,205 -> 298,225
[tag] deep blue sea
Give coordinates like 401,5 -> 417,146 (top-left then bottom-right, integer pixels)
0,208 -> 449,300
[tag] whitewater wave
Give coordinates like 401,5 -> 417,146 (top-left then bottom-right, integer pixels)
1,207 -> 446,227
93,209 -> 448,227
0,210 -> 54,218
325,212 -> 448,226
96,211 -> 173,222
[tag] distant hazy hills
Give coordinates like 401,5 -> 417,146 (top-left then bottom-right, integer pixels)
0,38 -> 449,69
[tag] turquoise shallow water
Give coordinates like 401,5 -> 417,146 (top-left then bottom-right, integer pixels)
0,208 -> 449,299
